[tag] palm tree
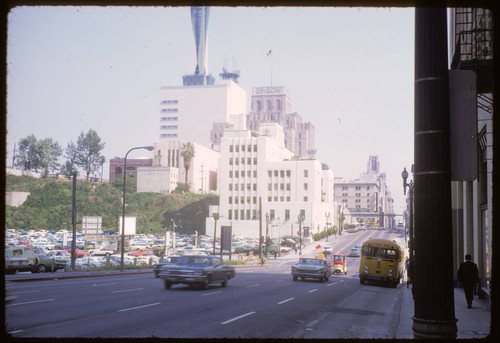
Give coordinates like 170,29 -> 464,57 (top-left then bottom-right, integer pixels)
180,142 -> 196,192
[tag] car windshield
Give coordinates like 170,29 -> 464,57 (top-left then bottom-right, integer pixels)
299,258 -> 324,265
177,256 -> 212,265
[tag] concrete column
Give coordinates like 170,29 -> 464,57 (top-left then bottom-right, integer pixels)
412,8 -> 457,338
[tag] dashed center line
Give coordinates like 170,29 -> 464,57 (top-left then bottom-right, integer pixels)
202,291 -> 222,296
221,311 -> 256,325
111,288 -> 143,294
7,298 -> 54,307
308,289 -> 318,293
117,302 -> 161,312
278,297 -> 295,304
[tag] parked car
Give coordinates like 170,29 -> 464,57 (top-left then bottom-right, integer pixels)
349,248 -> 361,257
153,256 -> 180,277
158,255 -> 235,289
5,246 -> 68,273
291,257 -> 332,282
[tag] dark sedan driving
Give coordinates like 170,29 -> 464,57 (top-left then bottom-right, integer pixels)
158,255 -> 235,290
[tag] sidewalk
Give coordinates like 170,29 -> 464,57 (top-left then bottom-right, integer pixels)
396,283 -> 491,339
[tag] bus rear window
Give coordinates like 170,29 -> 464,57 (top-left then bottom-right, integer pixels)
362,246 -> 398,260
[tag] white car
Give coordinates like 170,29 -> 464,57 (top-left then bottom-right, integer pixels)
322,245 -> 333,254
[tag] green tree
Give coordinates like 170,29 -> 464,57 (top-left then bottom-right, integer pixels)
60,141 -> 79,179
16,135 -> 42,172
75,129 -> 105,181
180,142 -> 195,192
16,135 -> 62,177
38,138 -> 62,178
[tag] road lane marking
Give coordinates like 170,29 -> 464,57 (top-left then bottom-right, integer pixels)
327,282 -> 338,287
247,284 -> 260,288
278,298 -> 295,305
117,302 -> 161,312
111,288 -> 144,293
308,289 -> 318,293
93,282 -> 117,287
9,290 -> 40,295
6,298 -> 55,307
221,311 -> 256,325
202,291 -> 222,296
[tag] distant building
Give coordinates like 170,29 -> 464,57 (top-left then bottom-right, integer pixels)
247,86 -> 316,158
334,156 -> 395,229
207,114 -> 335,238
137,140 -> 219,194
109,157 -> 153,183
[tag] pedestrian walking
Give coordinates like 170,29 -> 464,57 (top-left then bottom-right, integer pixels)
457,254 -> 479,309
294,244 -> 298,254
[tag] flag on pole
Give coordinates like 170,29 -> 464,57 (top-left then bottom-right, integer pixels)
266,49 -> 272,56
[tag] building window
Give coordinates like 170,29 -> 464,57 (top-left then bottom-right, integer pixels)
229,145 -> 233,152
229,171 -> 233,178
270,209 -> 275,221
287,170 -> 291,177
304,183 -> 308,190
228,210 -> 232,220
304,170 -> 308,177
257,100 -> 262,111
304,196 -> 308,202
254,145 -> 257,152
285,209 -> 290,221
229,158 -> 233,165
228,196 -> 232,204
234,210 -> 238,220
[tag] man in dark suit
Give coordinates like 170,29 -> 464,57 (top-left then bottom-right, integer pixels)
457,254 -> 479,309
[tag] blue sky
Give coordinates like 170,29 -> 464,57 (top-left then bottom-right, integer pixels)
6,6 -> 415,213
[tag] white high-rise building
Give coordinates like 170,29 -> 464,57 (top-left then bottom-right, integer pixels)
159,80 -> 246,148
207,115 -> 336,238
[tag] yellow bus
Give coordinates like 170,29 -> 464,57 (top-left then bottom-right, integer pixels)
346,224 -> 358,233
359,238 -> 404,287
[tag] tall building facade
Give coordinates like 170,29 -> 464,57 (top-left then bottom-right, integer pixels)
207,115 -> 335,238
334,156 -> 394,229
158,80 -> 246,148
448,7 -> 493,301
247,86 -> 316,158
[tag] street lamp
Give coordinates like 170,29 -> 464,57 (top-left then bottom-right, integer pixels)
121,145 -> 154,272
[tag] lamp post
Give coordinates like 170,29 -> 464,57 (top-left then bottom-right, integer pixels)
297,214 -> 304,255
121,145 -> 154,272
402,167 -> 414,287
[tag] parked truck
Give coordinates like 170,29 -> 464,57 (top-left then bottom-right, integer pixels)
5,246 -> 69,274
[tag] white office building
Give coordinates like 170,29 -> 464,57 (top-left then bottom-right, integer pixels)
159,79 -> 246,149
334,156 -> 395,229
206,115 -> 336,238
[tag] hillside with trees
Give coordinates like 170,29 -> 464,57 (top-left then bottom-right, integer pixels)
5,174 -> 219,235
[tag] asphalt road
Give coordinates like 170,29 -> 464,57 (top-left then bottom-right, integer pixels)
5,229 -> 406,338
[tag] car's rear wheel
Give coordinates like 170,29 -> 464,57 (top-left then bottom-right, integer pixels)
164,280 -> 171,289
36,264 -> 47,273
221,275 -> 228,287
293,275 -> 298,281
